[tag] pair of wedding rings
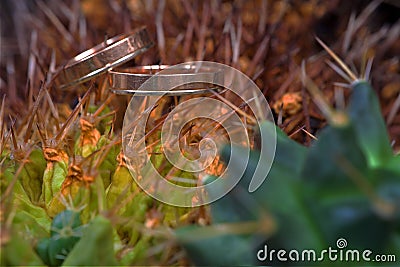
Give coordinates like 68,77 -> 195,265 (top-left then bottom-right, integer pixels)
53,27 -> 222,95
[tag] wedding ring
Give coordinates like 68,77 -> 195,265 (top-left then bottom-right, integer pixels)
54,27 -> 154,89
109,64 -> 224,96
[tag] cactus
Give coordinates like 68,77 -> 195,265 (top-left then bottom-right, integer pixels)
1,1 -> 399,266
35,209 -> 83,266
62,215 -> 118,266
175,57 -> 400,265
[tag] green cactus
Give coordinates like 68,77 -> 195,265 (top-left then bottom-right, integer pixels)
62,215 -> 118,266
35,209 -> 84,266
175,77 -> 400,266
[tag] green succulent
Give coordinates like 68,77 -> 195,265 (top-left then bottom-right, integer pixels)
175,77 -> 400,266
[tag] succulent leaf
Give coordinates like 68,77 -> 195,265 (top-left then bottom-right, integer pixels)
62,215 -> 118,266
348,81 -> 394,168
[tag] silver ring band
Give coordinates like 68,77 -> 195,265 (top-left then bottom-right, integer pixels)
54,27 -> 154,89
109,64 -> 224,96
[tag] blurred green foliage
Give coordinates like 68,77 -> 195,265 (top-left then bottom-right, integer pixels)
175,80 -> 400,266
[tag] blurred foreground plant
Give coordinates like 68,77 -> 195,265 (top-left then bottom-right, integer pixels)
175,48 -> 400,266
